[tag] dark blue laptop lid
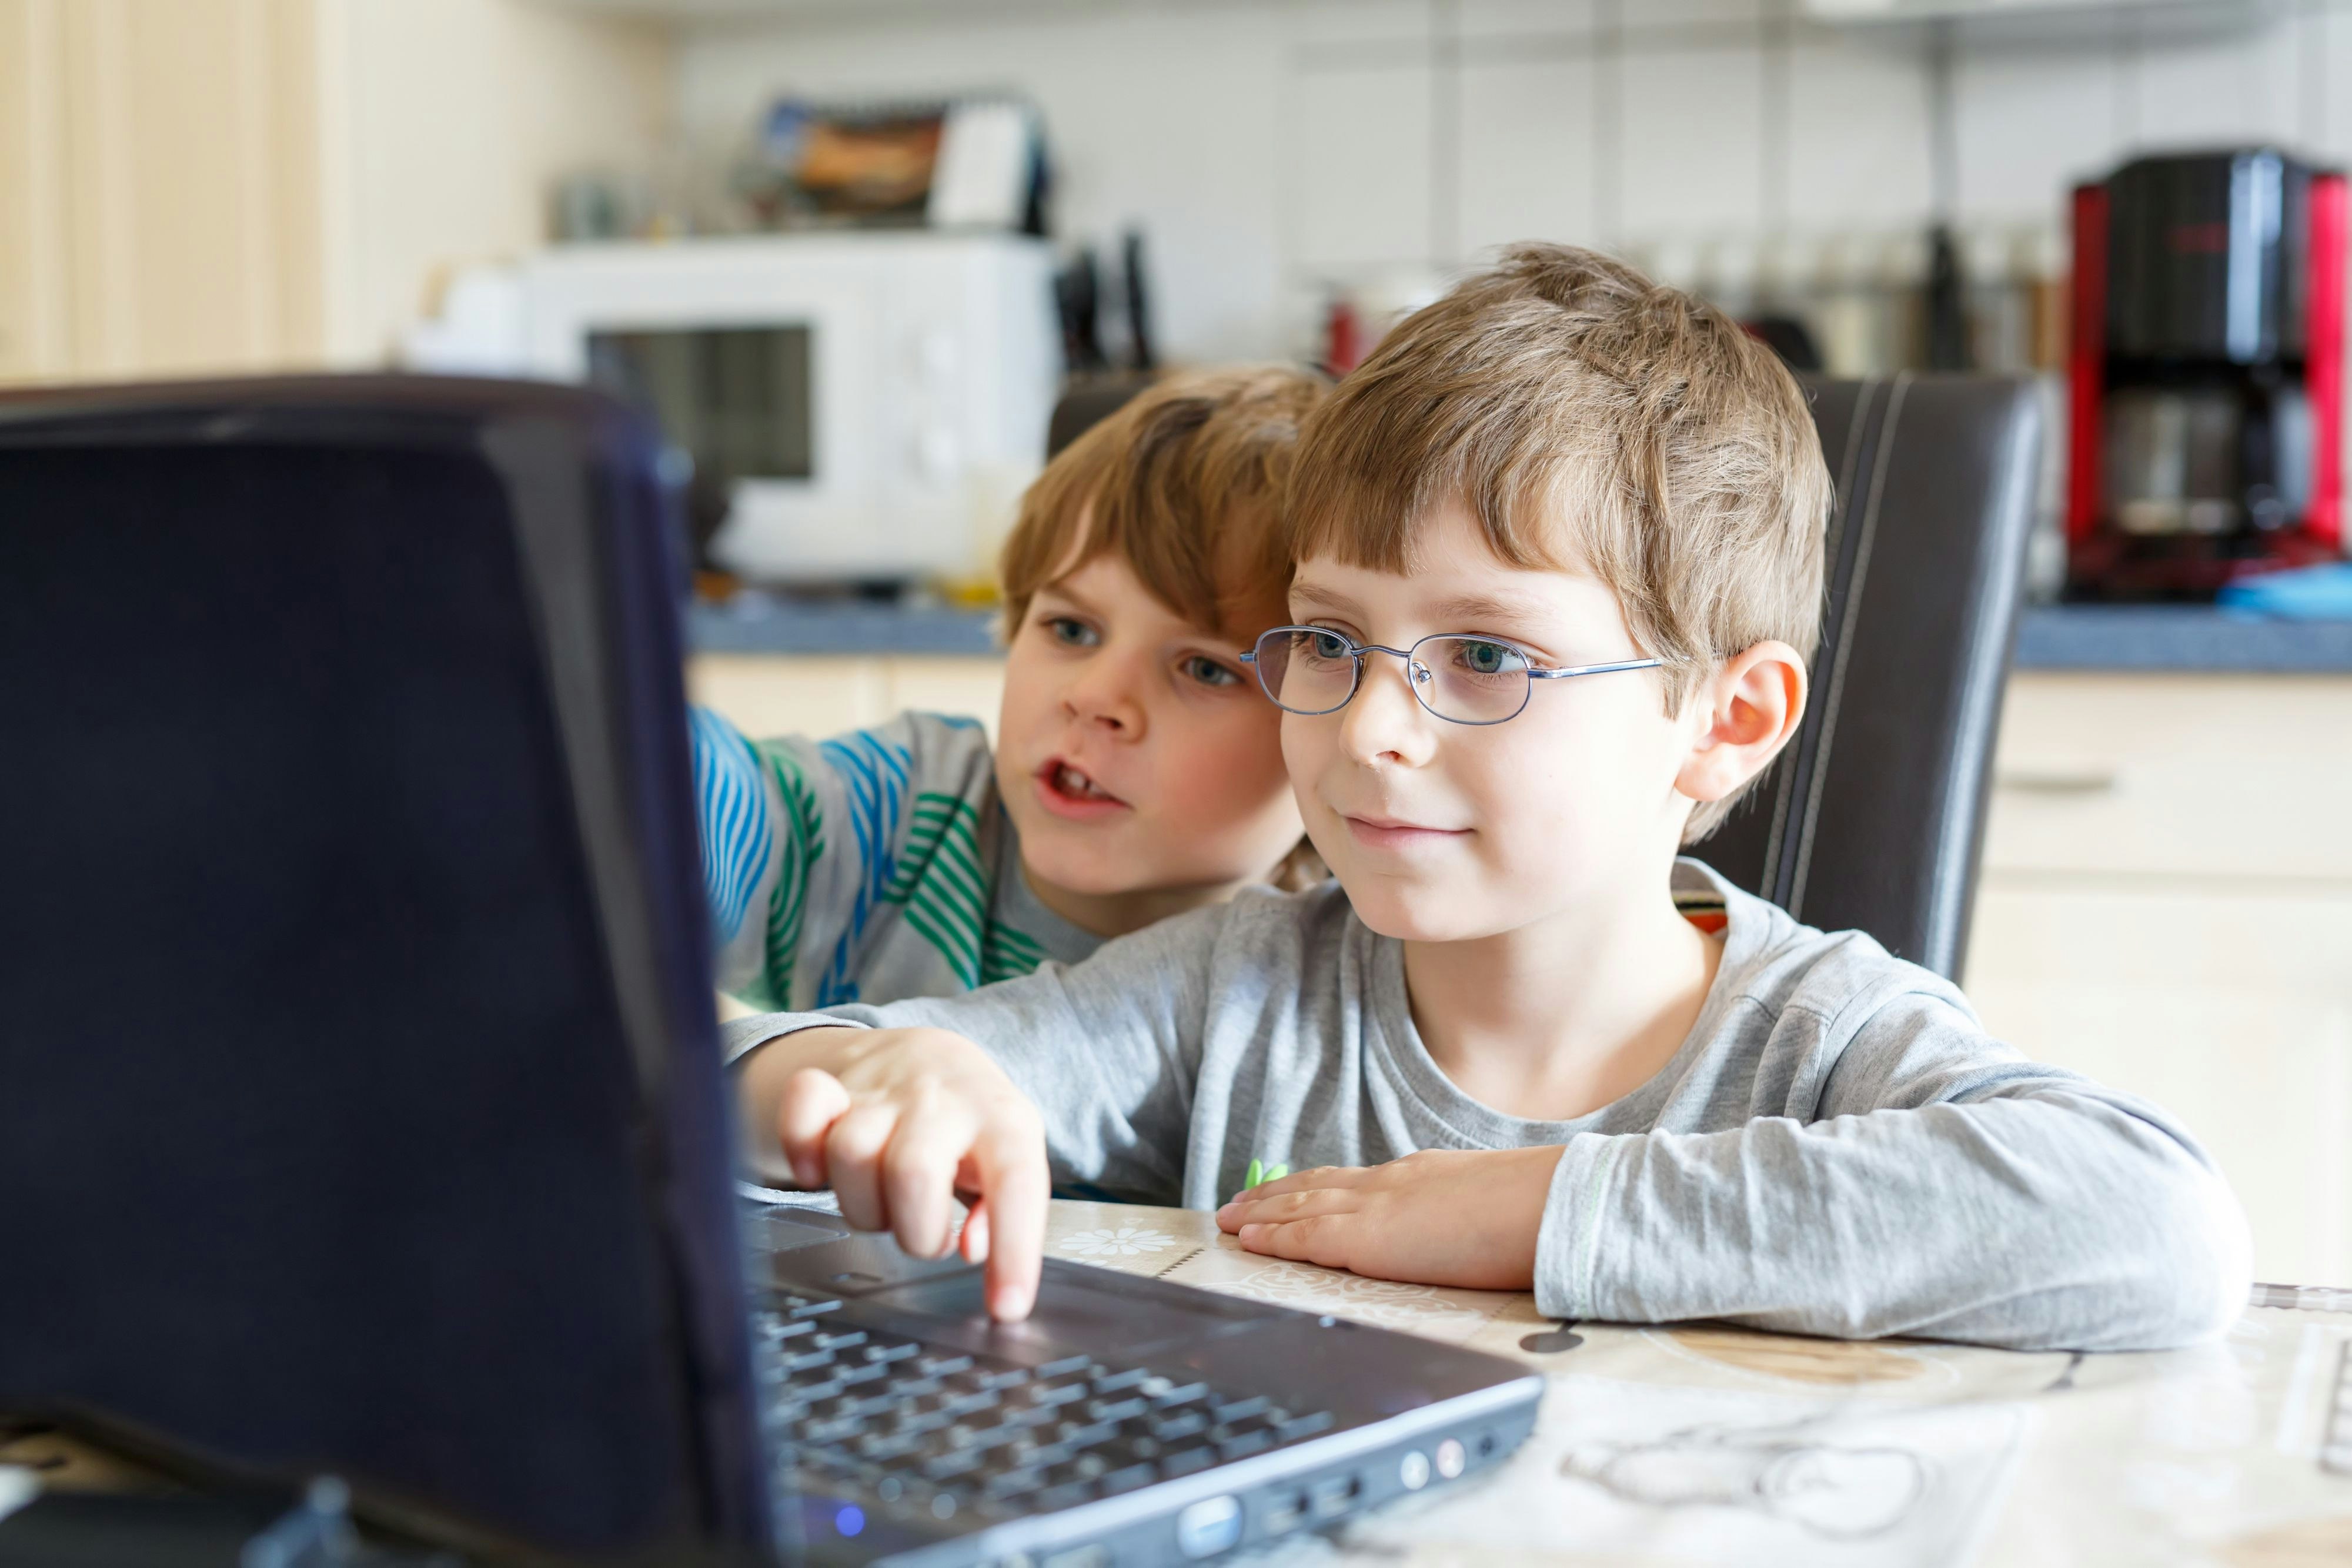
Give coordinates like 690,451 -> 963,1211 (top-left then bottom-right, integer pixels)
0,377 -> 772,1559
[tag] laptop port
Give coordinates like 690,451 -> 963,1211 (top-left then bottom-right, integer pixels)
1262,1489 -> 1310,1534
1308,1473 -> 1360,1520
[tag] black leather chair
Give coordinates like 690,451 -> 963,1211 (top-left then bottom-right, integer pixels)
1698,375 -> 2042,981
1043,370 -> 2043,981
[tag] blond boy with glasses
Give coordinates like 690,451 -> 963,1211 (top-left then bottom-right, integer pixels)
722,246 -> 2250,1350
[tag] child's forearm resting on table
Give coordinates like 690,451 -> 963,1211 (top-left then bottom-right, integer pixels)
736,1022 -> 1050,1322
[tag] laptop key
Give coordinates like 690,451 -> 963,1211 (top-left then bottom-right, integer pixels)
1100,1462 -> 1157,1496
1037,1355 -> 1093,1378
917,1353 -> 974,1378
981,1462 -> 1044,1490
814,1330 -> 868,1352
789,1298 -> 844,1319
1010,1440 -> 1074,1470
1217,1428 -> 1274,1461
1086,1396 -> 1147,1423
1152,1411 -> 1208,1442
1150,1380 -> 1209,1407
1058,1419 -> 1119,1449
1033,1479 -> 1096,1512
1277,1411 -> 1336,1442
1213,1396 -> 1269,1423
923,1450 -> 985,1482
1027,1380 -> 1088,1408
893,1409 -> 953,1436
779,1348 -> 836,1373
1090,1367 -> 1150,1394
1161,1444 -> 1215,1477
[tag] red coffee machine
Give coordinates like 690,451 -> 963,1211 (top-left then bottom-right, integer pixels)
2067,149 -> 2346,597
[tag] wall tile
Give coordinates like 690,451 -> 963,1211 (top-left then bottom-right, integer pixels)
1953,42 -> 2123,226
1457,54 -> 1598,257
1624,0 -> 1762,30
1458,0 -> 1598,41
1289,61 -> 1435,272
1619,43 -> 1765,236
2126,18 -> 2299,151
2307,5 -> 2352,163
1786,34 -> 1933,229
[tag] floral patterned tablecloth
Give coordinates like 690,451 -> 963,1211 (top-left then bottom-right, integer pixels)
1043,1201 -> 2352,1568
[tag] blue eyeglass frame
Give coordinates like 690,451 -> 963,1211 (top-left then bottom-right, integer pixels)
1239,625 -> 1663,726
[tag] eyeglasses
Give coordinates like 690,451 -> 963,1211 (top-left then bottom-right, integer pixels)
1240,626 -> 1662,726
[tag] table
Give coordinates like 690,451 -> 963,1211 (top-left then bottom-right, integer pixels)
1039,1200 -> 2352,1567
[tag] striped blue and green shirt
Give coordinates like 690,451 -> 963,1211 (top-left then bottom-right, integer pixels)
689,708 -> 1101,1011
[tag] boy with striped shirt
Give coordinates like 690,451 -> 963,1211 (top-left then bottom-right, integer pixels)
691,368 -> 1325,1015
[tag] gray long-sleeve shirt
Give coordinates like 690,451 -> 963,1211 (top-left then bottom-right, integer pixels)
722,860 -> 2251,1352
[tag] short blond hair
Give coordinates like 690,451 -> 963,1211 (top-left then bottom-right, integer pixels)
1000,366 -> 1328,641
1285,243 -> 1830,841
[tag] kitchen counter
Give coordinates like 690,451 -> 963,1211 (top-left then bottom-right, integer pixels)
687,597 -> 999,658
2012,604 -> 2352,673
688,597 -> 2352,673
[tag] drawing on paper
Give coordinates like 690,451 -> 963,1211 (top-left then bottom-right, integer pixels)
1057,1225 -> 1178,1258
1195,1261 -> 1499,1337
1562,1411 -> 1930,1540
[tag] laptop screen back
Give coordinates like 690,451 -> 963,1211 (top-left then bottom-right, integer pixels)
0,383 -> 769,1558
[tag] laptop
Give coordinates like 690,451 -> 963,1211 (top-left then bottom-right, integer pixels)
0,377 -> 1542,1565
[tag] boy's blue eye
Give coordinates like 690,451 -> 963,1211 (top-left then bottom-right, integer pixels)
1183,655 -> 1241,688
1307,630 -> 1352,662
1457,639 -> 1513,676
1045,616 -> 1099,648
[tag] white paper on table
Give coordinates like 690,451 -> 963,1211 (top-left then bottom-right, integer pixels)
1355,1374 -> 2033,1568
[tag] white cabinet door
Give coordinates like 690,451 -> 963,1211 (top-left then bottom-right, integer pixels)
684,654 -> 1006,744
1968,882 -> 2352,1289
0,0 -> 326,385
1968,673 -> 2352,1290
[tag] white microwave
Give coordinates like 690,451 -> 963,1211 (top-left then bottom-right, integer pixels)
406,232 -> 1060,583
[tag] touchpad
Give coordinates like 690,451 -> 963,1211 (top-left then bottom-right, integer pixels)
750,1208 -> 855,1254
857,1259 -> 1275,1365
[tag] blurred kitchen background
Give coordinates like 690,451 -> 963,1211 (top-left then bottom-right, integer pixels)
6,0 -> 2352,1285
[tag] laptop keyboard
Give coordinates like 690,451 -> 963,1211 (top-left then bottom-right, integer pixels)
754,1292 -> 1339,1526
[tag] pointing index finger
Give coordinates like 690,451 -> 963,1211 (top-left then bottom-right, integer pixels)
971,1123 -> 1047,1321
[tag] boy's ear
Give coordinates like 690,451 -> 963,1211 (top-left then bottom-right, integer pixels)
1674,640 -> 1808,808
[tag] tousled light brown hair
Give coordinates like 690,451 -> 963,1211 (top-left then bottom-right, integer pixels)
1285,243 -> 1831,841
999,366 -> 1328,641
1000,363 -> 1332,891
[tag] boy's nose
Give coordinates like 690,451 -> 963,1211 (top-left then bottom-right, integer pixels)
1338,651 -> 1436,767
1062,657 -> 1147,737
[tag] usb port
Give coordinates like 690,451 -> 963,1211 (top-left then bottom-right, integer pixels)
1309,1474 -> 1360,1520
1263,1490 -> 1310,1534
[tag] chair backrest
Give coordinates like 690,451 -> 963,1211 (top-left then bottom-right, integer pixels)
1696,374 -> 2043,979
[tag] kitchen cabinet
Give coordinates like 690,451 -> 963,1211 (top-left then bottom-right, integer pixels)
686,654 -> 1007,747
0,0 -> 668,385
1965,673 -> 2352,1290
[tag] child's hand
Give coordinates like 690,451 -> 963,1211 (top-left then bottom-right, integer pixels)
1214,1146 -> 1566,1292
749,1025 -> 1049,1321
